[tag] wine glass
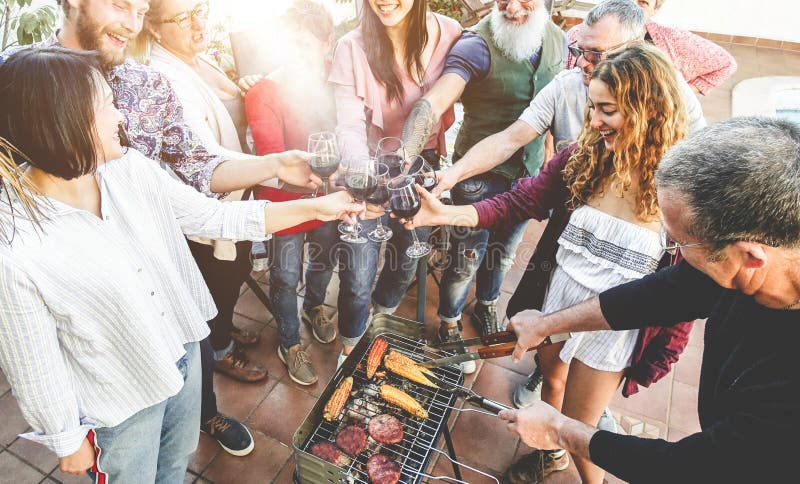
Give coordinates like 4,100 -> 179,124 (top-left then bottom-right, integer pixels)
366,162 -> 393,242
308,131 -> 340,196
376,137 -> 405,179
388,175 -> 431,258
405,155 -> 437,191
340,159 -> 377,243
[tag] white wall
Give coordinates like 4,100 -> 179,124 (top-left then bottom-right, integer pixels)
654,0 -> 800,42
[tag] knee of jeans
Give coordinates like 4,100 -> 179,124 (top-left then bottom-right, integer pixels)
452,248 -> 482,278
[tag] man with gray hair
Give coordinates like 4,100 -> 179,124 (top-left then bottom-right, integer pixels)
378,0 -> 567,375
497,116 -> 800,483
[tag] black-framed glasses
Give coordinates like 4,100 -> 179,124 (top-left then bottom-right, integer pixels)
160,1 -> 210,29
660,225 -> 704,256
568,39 -> 631,65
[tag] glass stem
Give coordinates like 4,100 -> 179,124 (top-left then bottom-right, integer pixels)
410,226 -> 421,245
323,178 -> 329,196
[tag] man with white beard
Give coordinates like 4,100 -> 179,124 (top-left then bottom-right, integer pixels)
395,0 -> 566,368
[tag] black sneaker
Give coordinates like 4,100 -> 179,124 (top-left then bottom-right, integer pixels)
201,413 -> 255,456
471,302 -> 500,336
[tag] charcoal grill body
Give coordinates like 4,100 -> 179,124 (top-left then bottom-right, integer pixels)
293,314 -> 465,484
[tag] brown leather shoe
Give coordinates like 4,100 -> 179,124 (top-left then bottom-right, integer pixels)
230,327 -> 261,347
214,346 -> 268,383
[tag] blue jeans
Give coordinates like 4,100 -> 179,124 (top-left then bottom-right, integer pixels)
88,342 -> 201,484
372,215 -> 432,312
438,174 -> 529,322
269,229 -> 314,349
301,220 -> 381,347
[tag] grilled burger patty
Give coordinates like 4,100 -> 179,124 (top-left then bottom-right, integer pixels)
310,441 -> 349,466
368,414 -> 403,445
367,453 -> 401,484
335,424 -> 368,457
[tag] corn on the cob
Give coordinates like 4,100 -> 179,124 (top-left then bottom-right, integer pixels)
384,350 -> 438,388
366,337 -> 389,379
380,384 -> 428,419
323,376 -> 353,421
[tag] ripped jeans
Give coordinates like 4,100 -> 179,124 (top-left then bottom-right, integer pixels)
437,172 -> 529,323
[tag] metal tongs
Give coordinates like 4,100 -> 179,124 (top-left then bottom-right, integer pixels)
421,331 -> 570,369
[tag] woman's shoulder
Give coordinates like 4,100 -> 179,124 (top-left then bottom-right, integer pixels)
432,12 -> 462,39
337,28 -> 365,50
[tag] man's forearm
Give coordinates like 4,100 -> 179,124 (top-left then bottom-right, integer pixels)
209,156 -> 277,193
543,297 -> 612,335
557,416 -> 597,462
452,122 -> 538,182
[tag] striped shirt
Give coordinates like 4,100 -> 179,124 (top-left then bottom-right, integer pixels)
0,149 -> 269,457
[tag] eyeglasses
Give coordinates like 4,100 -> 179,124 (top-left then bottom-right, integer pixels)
160,1 -> 210,29
659,225 -> 704,256
568,39 -> 631,65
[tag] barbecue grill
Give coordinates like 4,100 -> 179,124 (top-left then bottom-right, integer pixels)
293,314 -> 505,484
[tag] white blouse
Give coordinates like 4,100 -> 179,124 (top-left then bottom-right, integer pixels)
0,149 -> 269,457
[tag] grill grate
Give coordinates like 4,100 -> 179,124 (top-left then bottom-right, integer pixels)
299,330 -> 464,484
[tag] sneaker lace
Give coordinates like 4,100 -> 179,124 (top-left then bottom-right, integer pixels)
294,349 -> 311,367
206,414 -> 232,434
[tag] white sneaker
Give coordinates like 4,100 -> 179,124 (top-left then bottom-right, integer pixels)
597,407 -> 618,433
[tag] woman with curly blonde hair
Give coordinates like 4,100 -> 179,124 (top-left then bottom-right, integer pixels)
408,43 -> 692,484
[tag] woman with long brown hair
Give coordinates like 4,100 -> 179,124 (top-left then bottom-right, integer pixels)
327,0 -> 461,358
407,43 -> 692,483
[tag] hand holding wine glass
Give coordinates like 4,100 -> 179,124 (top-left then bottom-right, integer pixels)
308,131 -> 340,196
340,159 -> 377,244
366,161 -> 393,242
388,175 -> 431,258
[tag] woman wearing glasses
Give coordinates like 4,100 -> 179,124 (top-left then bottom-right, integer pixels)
405,44 -> 693,484
131,0 -> 268,457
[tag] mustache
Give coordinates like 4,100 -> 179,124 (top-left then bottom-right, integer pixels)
503,10 -> 530,19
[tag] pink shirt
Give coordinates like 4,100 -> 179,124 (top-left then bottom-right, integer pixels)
329,13 -> 462,161
566,21 -> 736,95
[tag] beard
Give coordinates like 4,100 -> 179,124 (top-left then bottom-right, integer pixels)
489,4 -> 549,63
75,3 -> 129,69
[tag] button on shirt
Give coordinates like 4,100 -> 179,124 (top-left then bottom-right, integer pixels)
0,150 -> 269,457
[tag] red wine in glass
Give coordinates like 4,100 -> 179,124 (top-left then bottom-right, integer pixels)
389,197 -> 421,219
345,173 -> 378,200
366,185 -> 389,205
379,153 -> 404,178
310,154 -> 340,178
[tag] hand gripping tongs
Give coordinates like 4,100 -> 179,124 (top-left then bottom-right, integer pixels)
421,330 -> 571,370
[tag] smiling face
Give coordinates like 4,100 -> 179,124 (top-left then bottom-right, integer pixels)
92,75 -> 125,163
71,0 -> 150,67
587,79 -> 624,151
150,0 -> 209,60
367,0 -> 415,28
496,0 -> 541,26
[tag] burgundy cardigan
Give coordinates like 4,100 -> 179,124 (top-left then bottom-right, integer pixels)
474,145 -> 692,397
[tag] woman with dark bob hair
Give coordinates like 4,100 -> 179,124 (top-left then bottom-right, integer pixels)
0,47 -> 362,481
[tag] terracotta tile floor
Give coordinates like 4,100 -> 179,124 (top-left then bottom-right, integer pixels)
1,43 -> 799,484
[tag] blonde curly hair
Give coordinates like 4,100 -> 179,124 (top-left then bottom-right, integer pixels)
564,43 -> 688,221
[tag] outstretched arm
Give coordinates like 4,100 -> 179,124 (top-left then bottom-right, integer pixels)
401,73 -> 467,162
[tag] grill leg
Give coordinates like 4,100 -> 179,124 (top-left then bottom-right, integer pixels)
416,257 -> 427,324
442,425 -> 463,481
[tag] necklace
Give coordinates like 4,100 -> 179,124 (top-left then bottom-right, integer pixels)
781,296 -> 800,311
